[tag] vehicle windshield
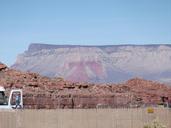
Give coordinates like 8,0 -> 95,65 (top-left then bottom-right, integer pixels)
10,92 -> 21,106
0,91 -> 8,105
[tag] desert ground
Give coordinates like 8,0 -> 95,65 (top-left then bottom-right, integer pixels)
0,108 -> 170,128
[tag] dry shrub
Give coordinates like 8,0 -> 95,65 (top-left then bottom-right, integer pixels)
144,118 -> 166,128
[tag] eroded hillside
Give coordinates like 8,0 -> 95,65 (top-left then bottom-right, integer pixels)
1,63 -> 171,108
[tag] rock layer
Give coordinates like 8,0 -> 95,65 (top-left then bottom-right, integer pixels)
12,43 -> 171,83
1,63 -> 171,109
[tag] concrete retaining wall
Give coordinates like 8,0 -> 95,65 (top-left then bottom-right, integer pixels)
0,108 -> 170,128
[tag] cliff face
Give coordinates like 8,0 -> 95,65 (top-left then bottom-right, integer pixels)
12,43 -> 171,83
1,62 -> 171,109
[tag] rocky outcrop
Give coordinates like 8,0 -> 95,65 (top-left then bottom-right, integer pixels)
0,63 -> 7,71
1,63 -> 171,109
12,43 -> 171,84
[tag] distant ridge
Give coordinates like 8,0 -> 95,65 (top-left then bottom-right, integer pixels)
12,43 -> 171,83
28,43 -> 171,52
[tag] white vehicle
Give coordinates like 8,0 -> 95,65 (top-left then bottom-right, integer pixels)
0,86 -> 23,109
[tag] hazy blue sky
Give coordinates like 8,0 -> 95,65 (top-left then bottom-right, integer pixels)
0,0 -> 171,66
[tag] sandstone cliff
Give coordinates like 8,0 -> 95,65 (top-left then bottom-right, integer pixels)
12,43 -> 171,83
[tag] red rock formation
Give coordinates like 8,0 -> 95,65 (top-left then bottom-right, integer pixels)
1,63 -> 171,109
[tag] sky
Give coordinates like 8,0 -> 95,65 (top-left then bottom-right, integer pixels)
0,0 -> 171,66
